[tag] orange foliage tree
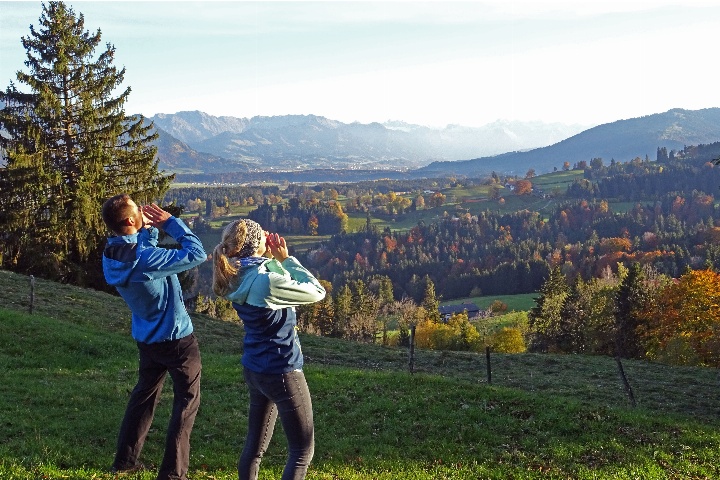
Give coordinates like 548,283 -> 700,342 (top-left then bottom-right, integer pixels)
514,179 -> 533,195
599,237 -> 632,255
639,269 -> 720,367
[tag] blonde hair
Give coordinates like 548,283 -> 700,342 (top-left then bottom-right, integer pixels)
212,220 -> 247,296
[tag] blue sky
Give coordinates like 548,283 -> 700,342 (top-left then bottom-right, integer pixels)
1,1 -> 719,128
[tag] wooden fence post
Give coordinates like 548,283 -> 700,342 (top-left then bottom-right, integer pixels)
29,275 -> 35,314
409,324 -> 416,374
486,346 -> 491,384
615,356 -> 636,407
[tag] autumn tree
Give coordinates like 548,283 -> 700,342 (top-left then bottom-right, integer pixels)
392,297 -> 420,347
515,179 -> 533,195
427,192 -> 446,208
414,311 -> 480,352
307,213 -> 319,236
0,2 -> 170,284
489,327 -> 527,353
489,300 -> 508,315
641,269 -> 720,367
447,312 -> 481,351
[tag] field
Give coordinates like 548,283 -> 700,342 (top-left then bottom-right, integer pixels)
441,293 -> 537,313
2,269 -> 720,479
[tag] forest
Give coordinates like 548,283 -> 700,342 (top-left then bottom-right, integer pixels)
165,142 -> 720,369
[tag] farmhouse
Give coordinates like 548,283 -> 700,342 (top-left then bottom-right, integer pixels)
438,302 -> 482,321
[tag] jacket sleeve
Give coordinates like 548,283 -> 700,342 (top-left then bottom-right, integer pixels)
264,257 -> 326,309
137,216 -> 208,280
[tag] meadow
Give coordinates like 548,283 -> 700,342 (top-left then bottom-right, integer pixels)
1,269 -> 720,479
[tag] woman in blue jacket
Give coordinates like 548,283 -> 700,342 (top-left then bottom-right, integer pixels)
212,219 -> 325,480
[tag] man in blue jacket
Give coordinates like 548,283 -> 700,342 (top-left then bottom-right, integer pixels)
101,194 -> 207,480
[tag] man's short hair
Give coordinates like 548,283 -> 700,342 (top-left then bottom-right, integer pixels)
102,194 -> 133,234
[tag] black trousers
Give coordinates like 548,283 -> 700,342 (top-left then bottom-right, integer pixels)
239,368 -> 314,480
113,334 -> 202,480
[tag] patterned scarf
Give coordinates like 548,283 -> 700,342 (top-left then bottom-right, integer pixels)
239,256 -> 266,268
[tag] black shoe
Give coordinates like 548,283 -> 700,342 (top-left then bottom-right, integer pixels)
111,463 -> 145,475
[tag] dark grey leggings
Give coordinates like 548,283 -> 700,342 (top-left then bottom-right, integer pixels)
238,368 -> 314,480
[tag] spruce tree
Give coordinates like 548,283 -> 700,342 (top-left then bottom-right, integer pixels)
0,1 -> 171,284
333,284 -> 353,339
614,262 -> 646,359
527,266 -> 569,352
421,275 -> 441,323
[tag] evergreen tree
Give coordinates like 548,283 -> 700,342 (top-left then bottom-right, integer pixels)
557,277 -> 588,353
421,275 -> 441,323
0,2 -> 170,284
614,262 -> 647,359
527,266 -> 569,352
332,283 -> 353,339
314,280 -> 336,337
368,274 -> 394,306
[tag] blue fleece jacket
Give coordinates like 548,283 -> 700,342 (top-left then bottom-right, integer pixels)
102,216 -> 207,344
225,256 -> 325,374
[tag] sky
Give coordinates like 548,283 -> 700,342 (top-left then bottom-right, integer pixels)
1,1 -> 719,129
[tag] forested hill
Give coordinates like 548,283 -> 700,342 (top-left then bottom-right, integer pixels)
417,108 -> 720,177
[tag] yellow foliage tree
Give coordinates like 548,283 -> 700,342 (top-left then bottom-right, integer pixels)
490,327 -> 527,353
414,312 -> 480,351
414,319 -> 437,349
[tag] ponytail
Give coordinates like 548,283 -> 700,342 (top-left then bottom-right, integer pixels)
211,220 -> 247,296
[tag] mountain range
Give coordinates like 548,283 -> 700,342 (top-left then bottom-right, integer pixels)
150,107 -> 720,182
149,111 -> 588,175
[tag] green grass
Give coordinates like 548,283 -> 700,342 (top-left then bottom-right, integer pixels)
2,269 -> 720,479
442,293 -> 537,312
530,170 -> 584,190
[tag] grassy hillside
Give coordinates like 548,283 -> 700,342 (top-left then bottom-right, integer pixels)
1,269 -> 720,479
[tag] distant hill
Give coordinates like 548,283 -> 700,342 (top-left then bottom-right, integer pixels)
149,111 -> 586,173
417,108 -> 720,177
